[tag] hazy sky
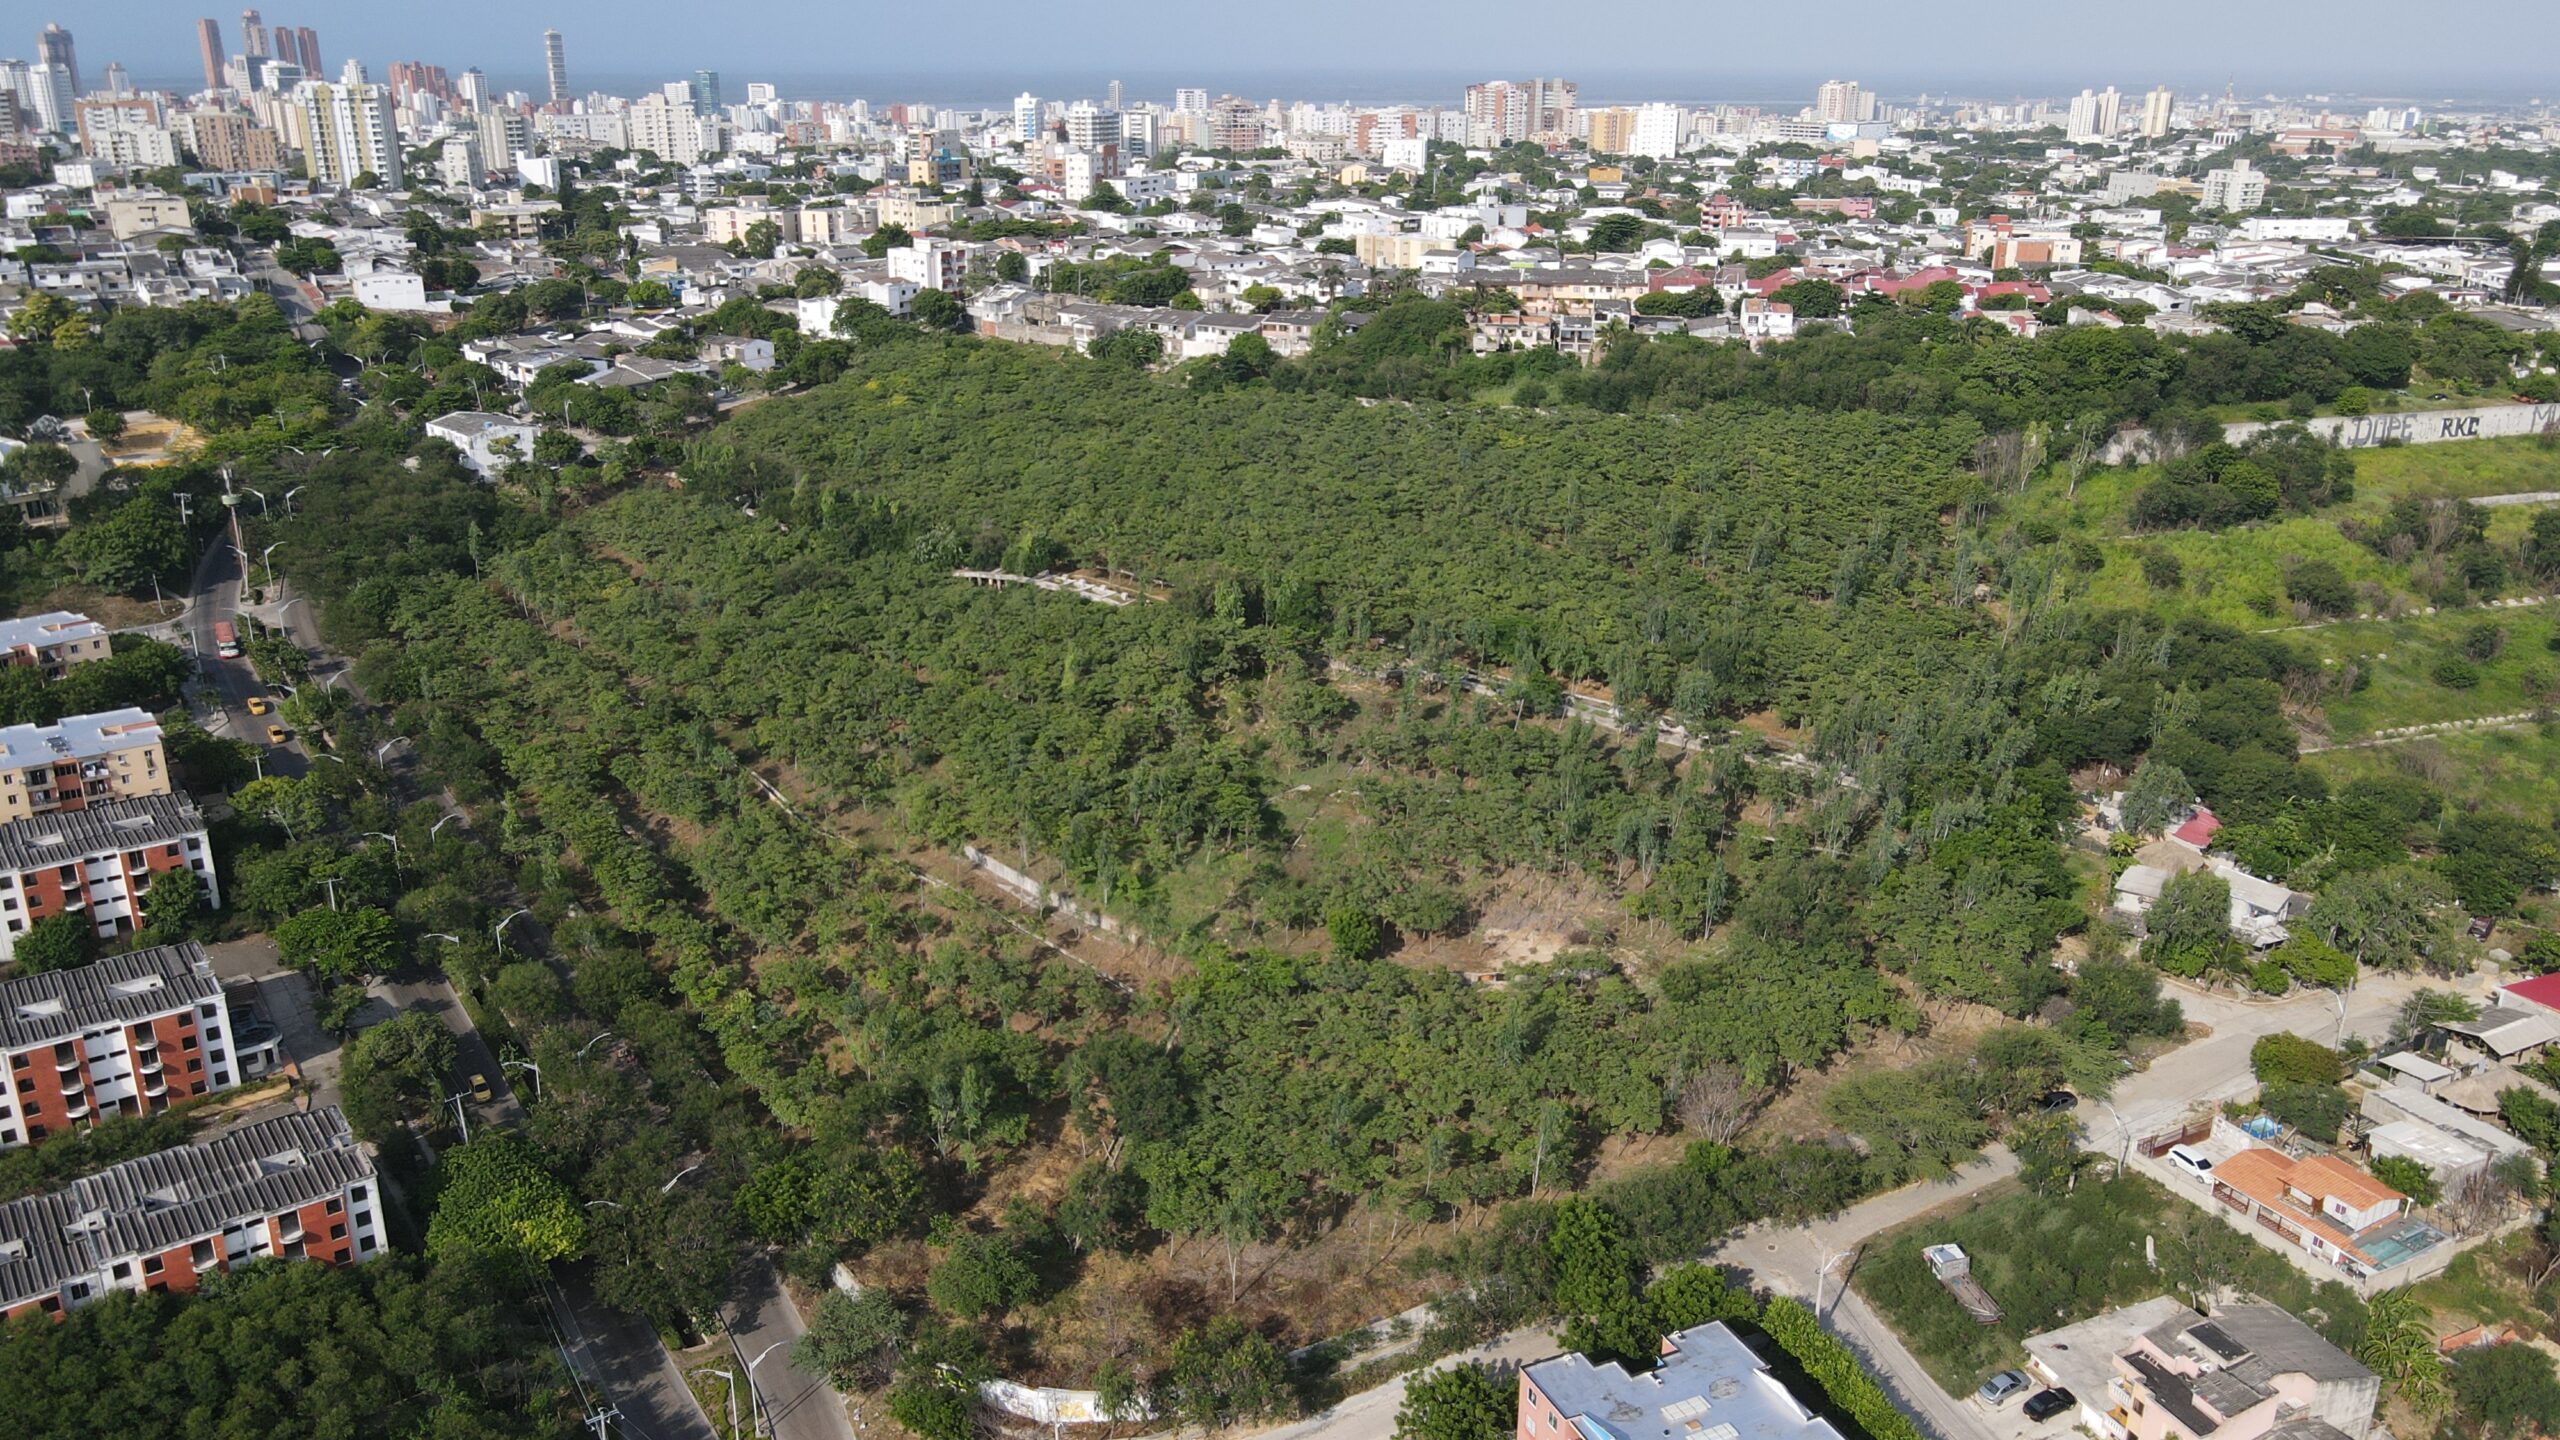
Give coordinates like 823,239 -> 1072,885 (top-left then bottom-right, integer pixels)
29,0 -> 2560,103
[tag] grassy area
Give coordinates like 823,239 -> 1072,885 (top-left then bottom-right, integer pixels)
1853,1174 -> 2363,1395
2402,1230 -> 2550,1341
2307,723 -> 2560,821
2296,606 -> 2560,738
683,1364 -> 749,1440
2023,436 -> 2560,635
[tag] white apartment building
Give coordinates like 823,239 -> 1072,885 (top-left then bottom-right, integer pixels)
2202,158 -> 2268,212
888,238 -> 970,293
293,81 -> 402,189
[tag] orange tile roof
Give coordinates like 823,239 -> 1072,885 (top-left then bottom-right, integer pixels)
2293,1154 -> 2404,1211
2208,1149 -> 2405,1265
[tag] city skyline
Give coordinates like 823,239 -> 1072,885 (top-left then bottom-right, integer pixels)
41,0 -> 2560,103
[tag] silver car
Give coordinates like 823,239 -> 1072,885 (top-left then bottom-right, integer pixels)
1977,1370 -> 2031,1407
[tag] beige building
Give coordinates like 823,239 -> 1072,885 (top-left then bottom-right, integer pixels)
0,709 -> 170,826
103,196 -> 194,242
872,190 -> 958,231
0,613 -> 109,679
1354,231 -> 1434,269
185,110 -> 282,172
468,201 -> 559,240
1584,107 -> 1639,155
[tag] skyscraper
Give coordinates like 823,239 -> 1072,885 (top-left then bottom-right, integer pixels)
292,26 -> 319,76
35,23 -> 74,100
2139,86 -> 2174,138
1173,87 -> 1207,114
102,61 -> 128,96
457,66 -> 488,111
690,69 -> 721,117
240,9 -> 267,59
542,29 -> 567,104
1012,92 -> 1042,142
1814,79 -> 1865,125
195,16 -> 226,93
1105,78 -> 1122,111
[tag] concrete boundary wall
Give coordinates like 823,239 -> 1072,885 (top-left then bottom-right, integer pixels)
2102,400 -> 2560,464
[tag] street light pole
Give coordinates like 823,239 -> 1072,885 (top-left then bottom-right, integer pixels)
707,1369 -> 739,1440
432,812 -> 468,839
743,1339 -> 791,1437
504,1059 -> 540,1100
574,1030 -> 616,1060
494,907 -> 531,954
661,1163 -> 704,1194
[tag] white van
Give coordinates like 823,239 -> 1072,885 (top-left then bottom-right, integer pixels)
2166,1145 -> 2215,1181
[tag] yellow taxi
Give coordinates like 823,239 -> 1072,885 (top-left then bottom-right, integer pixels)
245,695 -> 272,716
266,723 -> 290,745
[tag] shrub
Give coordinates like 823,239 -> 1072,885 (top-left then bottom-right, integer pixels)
2286,558 -> 2356,617
1759,1298 -> 1925,1440
2432,656 -> 2481,690
2463,623 -> 2509,661
2259,1082 -> 2351,1142
2367,1154 -> 2441,1208
2142,550 -> 2184,589
2252,1033 -> 2344,1087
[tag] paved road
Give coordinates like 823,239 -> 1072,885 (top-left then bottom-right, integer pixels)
2079,968 -> 2497,1160
551,1269 -> 722,1440
180,536 -> 311,780
724,1255 -> 858,1440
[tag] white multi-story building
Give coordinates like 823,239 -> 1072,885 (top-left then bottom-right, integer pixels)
1631,103 -> 1684,160
436,134 -> 482,188
293,80 -> 401,188
2202,158 -> 2268,212
1013,91 -> 1043,142
1064,101 -> 1121,150
887,237 -> 970,293
627,93 -> 722,166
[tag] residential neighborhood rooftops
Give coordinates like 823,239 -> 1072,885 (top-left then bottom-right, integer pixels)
0,792 -> 207,877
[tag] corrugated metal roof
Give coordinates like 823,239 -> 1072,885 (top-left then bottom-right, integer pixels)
0,938 -> 220,1052
0,1108 -> 370,1311
0,793 -> 204,877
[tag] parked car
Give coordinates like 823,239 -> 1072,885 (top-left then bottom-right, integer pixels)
466,1072 -> 494,1103
2024,1387 -> 2076,1422
2470,916 -> 2495,940
2036,1089 -> 2077,1113
2167,1145 -> 2215,1180
1977,1370 -> 2031,1407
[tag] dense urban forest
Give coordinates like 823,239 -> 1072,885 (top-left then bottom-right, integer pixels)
4,276 -> 2554,1436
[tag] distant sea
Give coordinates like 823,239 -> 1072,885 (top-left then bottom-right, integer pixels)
117,64 -> 2550,112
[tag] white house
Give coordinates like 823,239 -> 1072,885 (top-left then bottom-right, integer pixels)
350,271 -> 430,311
425,411 -> 542,477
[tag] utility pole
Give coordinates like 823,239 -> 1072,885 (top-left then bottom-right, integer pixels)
582,1406 -> 619,1439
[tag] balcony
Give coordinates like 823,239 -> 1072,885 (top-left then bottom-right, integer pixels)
53,1055 -> 80,1074
61,1100 -> 90,1120
136,1056 -> 163,1076
142,1076 -> 167,1099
